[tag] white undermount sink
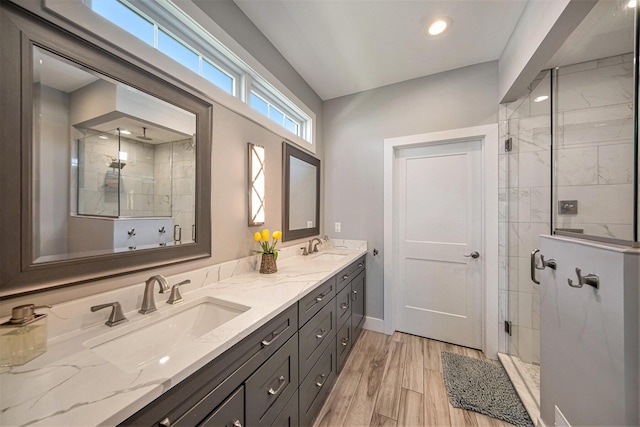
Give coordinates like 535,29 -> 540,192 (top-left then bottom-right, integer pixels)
312,252 -> 348,262
84,296 -> 250,373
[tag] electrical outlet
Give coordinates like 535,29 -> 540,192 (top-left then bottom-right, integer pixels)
334,222 -> 341,233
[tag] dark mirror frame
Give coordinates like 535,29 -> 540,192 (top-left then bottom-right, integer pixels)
0,2 -> 212,298
282,142 -> 320,242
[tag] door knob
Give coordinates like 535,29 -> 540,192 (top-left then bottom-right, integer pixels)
464,251 -> 480,259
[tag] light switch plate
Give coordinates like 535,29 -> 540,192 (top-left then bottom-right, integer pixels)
335,222 -> 341,233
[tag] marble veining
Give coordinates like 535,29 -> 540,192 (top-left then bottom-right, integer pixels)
0,241 -> 367,426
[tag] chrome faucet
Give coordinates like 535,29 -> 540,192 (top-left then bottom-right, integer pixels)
139,275 -> 170,314
308,238 -> 322,254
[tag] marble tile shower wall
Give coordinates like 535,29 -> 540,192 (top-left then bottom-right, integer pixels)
169,139 -> 196,243
78,136 -> 168,217
554,54 -> 634,240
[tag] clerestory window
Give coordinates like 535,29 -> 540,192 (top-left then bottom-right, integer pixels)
90,0 -> 313,146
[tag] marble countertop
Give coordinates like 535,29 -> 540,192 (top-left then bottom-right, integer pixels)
0,243 -> 367,426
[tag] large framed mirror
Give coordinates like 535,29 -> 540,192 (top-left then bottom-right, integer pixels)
282,143 -> 320,241
0,3 -> 212,297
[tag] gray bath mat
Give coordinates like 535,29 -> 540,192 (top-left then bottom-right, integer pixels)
441,351 -> 534,427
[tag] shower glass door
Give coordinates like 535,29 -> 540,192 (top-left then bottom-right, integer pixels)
499,71 -> 551,365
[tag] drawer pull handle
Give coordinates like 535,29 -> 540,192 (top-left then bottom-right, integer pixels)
261,328 -> 284,347
340,302 -> 349,310
316,328 -> 327,339
268,375 -> 286,396
341,338 -> 349,346
233,420 -> 242,427
342,274 -> 349,280
352,290 -> 358,301
358,263 -> 363,268
315,292 -> 327,303
315,373 -> 326,388
159,417 -> 171,427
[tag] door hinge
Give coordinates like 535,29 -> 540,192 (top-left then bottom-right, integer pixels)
504,138 -> 513,152
504,320 -> 512,336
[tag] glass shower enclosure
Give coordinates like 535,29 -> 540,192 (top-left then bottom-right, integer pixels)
498,0 -> 638,404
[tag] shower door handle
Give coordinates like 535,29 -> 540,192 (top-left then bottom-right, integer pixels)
464,251 -> 480,259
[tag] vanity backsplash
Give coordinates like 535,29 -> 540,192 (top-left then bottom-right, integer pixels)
0,239 -> 367,343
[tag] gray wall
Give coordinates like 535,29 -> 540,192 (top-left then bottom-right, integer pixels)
323,61 -> 499,320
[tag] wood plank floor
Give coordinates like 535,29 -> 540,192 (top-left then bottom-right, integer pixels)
313,330 -> 514,427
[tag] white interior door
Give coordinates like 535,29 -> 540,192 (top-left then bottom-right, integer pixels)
396,139 -> 483,349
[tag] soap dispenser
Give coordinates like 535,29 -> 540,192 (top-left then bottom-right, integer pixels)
0,304 -> 50,367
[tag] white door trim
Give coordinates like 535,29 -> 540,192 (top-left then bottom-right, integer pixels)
383,124 -> 499,358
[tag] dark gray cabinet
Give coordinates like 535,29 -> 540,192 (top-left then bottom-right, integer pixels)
350,270 -> 366,344
299,299 -> 336,382
299,338 -> 336,427
199,386 -> 244,427
120,256 -> 365,427
246,334 -> 298,427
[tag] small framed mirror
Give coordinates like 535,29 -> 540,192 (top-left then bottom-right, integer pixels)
282,143 -> 320,241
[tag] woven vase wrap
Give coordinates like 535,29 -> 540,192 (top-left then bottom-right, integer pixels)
260,253 -> 277,274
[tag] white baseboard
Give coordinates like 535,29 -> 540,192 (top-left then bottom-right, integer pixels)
363,316 -> 385,333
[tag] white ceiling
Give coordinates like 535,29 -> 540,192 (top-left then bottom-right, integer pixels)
234,0 -> 529,100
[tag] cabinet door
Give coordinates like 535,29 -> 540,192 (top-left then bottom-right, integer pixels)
245,334 -> 298,427
350,271 -> 365,345
336,283 -> 351,330
336,321 -> 352,374
199,385 -> 244,427
299,298 -> 336,382
270,391 -> 299,427
299,339 -> 336,427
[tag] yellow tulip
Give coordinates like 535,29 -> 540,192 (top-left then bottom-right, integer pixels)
261,229 -> 270,242
253,232 -> 261,242
272,231 -> 282,240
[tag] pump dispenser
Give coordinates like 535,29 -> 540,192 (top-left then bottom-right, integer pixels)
0,304 -> 50,367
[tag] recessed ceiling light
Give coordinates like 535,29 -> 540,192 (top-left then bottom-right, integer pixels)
428,18 -> 452,36
628,0 -> 636,8
534,95 -> 549,103
99,135 -> 109,139
119,129 -> 131,135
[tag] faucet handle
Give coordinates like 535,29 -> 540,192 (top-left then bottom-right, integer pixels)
91,302 -> 128,327
301,247 -> 309,256
167,280 -> 190,304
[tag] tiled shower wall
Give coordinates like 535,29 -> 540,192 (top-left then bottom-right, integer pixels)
498,53 -> 634,364
554,53 -> 635,240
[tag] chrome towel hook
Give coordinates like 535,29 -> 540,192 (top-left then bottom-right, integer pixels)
568,268 -> 599,289
530,249 -> 557,285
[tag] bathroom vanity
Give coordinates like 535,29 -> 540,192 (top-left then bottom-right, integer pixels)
0,244 -> 367,426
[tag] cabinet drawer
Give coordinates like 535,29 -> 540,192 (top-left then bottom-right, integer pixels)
120,304 -> 297,427
336,256 -> 365,291
299,298 -> 336,382
336,321 -> 352,374
198,385 -> 244,427
299,338 -> 336,427
336,283 -> 351,330
298,277 -> 336,327
246,334 -> 299,427
270,390 -> 299,427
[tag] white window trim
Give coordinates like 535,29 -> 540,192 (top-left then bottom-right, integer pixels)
45,0 -> 317,153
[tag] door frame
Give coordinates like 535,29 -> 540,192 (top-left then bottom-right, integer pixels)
383,124 -> 499,358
